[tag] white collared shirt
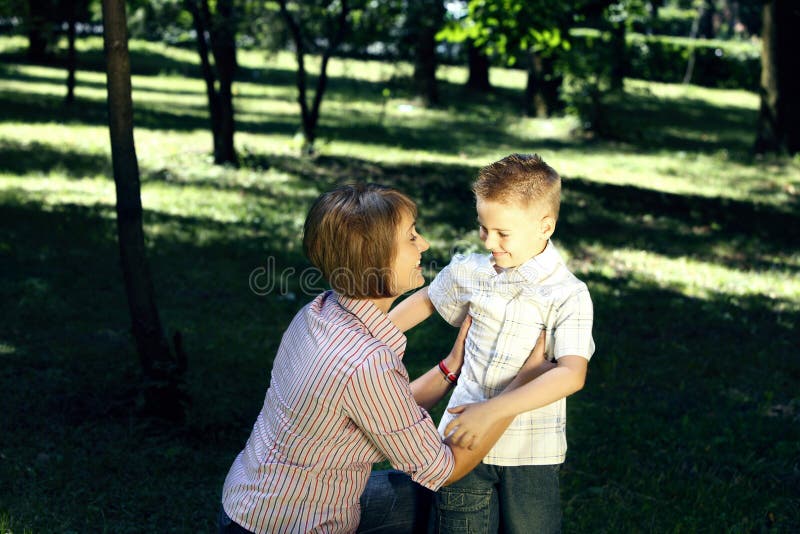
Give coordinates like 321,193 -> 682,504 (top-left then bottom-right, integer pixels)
429,240 -> 595,465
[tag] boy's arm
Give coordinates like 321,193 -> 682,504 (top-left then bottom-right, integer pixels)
388,286 -> 436,332
444,355 -> 587,450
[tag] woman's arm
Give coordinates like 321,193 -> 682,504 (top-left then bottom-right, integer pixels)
388,287 -> 436,332
443,330 -> 550,483
444,354 -> 586,451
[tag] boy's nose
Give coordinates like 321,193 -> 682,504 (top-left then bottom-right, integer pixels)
483,233 -> 497,250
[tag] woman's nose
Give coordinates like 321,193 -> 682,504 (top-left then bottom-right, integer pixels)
417,234 -> 430,252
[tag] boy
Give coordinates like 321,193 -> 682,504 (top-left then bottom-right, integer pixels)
388,154 -> 595,533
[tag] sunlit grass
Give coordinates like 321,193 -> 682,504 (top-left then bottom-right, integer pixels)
1,36 -> 798,533
580,245 -> 800,311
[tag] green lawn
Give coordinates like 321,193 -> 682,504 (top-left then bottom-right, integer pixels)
1,36 -> 798,533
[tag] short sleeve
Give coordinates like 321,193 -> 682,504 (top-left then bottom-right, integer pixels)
428,256 -> 470,327
552,286 -> 595,360
342,350 -> 454,490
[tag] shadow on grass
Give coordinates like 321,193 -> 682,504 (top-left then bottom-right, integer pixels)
0,64 -> 206,98
561,176 -> 800,272
2,36 -> 767,160
561,270 -> 799,530
0,45 -> 204,78
0,85 -> 582,160
1,175 -> 798,531
0,140 -> 110,178
601,88 -> 759,156
230,152 -> 800,273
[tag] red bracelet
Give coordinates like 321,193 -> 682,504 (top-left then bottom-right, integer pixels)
438,360 -> 459,385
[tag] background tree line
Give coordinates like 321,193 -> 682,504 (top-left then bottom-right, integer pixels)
1,0 -> 797,420
2,1 -> 797,157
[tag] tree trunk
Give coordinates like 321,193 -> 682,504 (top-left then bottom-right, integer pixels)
647,0 -> 663,34
755,0 -> 800,155
524,52 -> 560,118
410,0 -> 444,106
208,0 -> 237,165
65,8 -> 77,105
187,0 -> 220,139
466,40 -> 491,92
26,0 -> 50,62
413,25 -> 439,105
698,0 -> 716,38
278,0 -> 350,154
186,0 -> 237,166
609,21 -> 626,91
101,0 -> 187,422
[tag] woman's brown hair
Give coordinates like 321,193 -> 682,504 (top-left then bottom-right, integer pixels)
303,183 -> 417,298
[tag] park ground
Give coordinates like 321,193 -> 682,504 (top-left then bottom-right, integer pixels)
1,36 -> 799,532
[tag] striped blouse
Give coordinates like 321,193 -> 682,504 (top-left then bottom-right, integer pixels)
221,290 -> 455,533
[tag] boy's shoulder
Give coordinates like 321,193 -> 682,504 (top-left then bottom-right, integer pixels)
443,252 -> 493,275
525,243 -> 592,301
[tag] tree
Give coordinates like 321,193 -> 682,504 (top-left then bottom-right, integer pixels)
102,0 -> 187,421
755,0 -> 800,155
439,0 -> 577,117
64,0 -> 91,105
25,0 -> 54,61
404,0 -> 446,105
277,0 -> 351,154
186,0 -> 238,165
466,39 -> 491,92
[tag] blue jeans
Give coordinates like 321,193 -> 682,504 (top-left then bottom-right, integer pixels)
435,463 -> 561,534
218,470 -> 433,533
358,469 -> 434,533
218,507 -> 254,534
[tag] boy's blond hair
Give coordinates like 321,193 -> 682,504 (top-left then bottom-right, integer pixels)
472,153 -> 561,219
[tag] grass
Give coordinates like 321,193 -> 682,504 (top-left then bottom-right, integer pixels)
1,36 -> 799,533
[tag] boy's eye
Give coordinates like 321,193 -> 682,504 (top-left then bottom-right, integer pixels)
499,233 -> 509,238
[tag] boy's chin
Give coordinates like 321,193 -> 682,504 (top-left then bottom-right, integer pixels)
494,257 -> 518,268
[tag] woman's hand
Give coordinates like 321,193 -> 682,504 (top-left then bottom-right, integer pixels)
443,401 -> 494,450
441,314 -> 472,376
443,328 -> 550,450
518,329 -> 549,376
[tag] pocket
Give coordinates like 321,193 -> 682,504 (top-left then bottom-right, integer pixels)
437,487 -> 493,533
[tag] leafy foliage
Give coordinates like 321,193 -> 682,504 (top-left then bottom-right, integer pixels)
438,0 -> 577,65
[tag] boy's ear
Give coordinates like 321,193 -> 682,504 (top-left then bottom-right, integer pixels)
540,215 -> 556,239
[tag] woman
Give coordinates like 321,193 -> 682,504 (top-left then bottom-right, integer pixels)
219,183 -> 545,533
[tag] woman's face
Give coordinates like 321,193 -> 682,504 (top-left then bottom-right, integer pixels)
390,211 -> 429,295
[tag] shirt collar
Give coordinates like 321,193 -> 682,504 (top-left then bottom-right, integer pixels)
486,240 -> 564,284
335,292 -> 407,357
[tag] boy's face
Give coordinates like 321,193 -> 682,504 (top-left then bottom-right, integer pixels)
476,197 -> 555,269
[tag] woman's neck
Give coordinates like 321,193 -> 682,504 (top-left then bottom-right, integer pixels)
368,296 -> 398,314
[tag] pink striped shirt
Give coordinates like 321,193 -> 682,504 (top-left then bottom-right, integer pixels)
221,291 -> 455,533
